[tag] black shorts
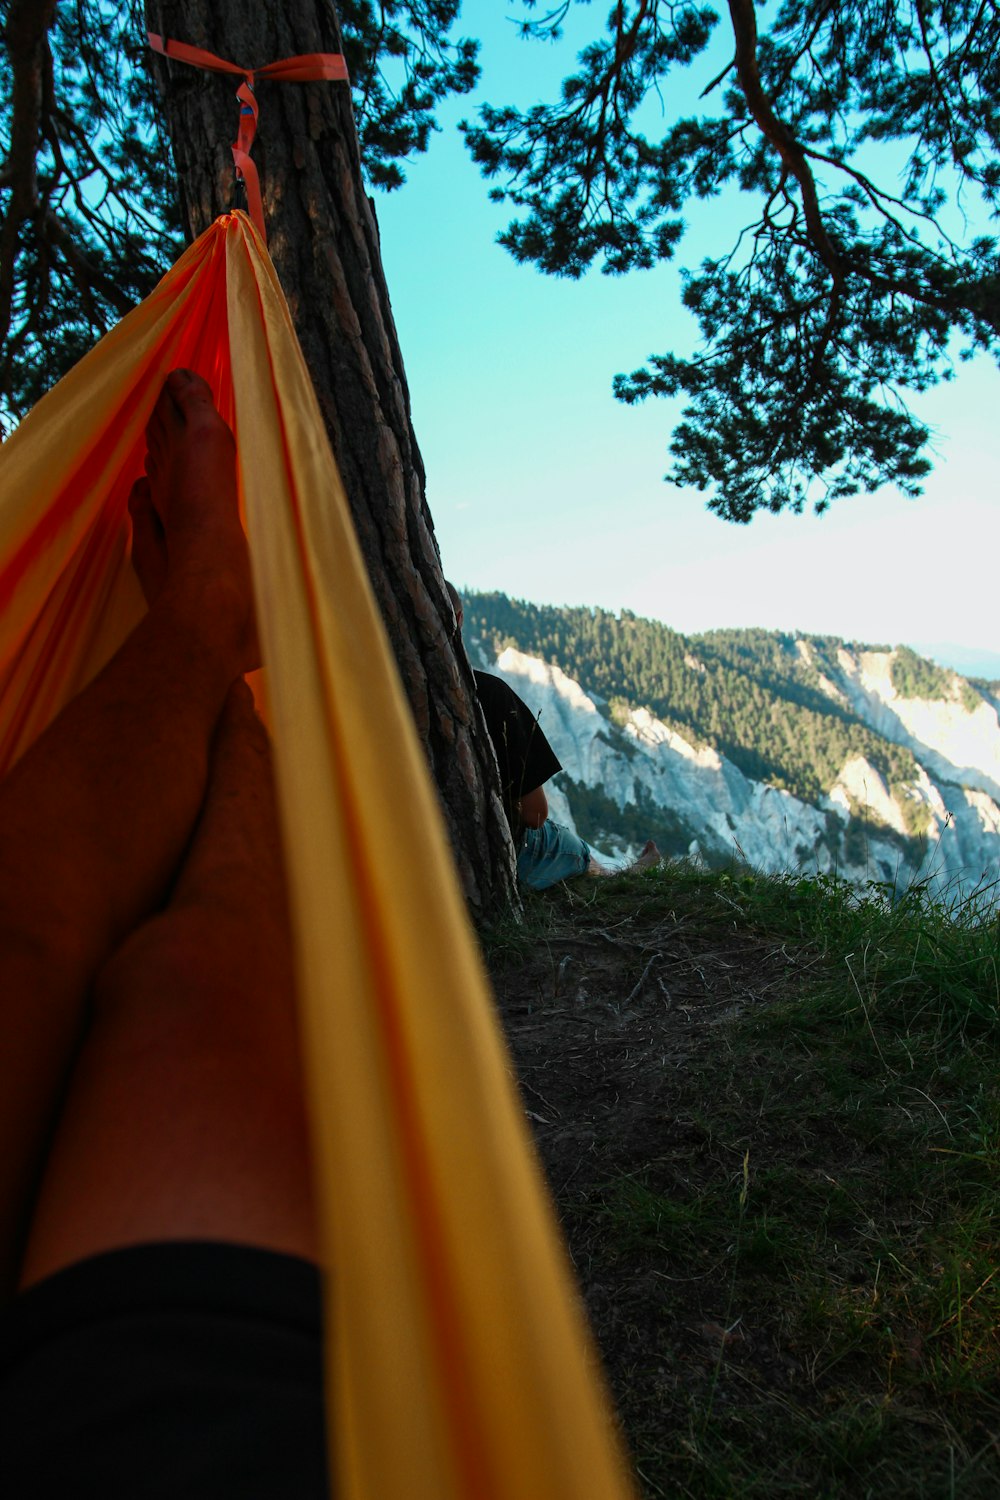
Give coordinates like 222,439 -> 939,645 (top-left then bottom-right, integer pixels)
0,1241 -> 329,1498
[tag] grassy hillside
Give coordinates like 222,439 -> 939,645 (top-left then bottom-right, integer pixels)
486,864 -> 1000,1497
463,592 -> 930,807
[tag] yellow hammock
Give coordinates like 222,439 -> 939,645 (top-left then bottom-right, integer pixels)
0,212 -> 636,1500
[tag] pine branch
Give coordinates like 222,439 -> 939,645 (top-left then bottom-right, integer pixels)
726,0 -> 844,290
38,208 -> 134,319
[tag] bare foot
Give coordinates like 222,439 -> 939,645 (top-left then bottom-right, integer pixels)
131,370 -> 258,673
587,838 -> 662,879
631,839 -> 662,872
128,477 -> 167,606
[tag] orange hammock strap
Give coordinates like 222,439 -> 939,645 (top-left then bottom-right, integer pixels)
147,32 -> 350,240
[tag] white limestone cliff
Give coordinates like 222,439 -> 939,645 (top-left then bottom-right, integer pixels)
484,646 -> 1000,898
834,649 -> 1000,802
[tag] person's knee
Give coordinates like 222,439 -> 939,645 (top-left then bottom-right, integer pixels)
93,900 -> 300,1071
92,907 -> 254,1031
87,910 -> 303,1123
516,819 -> 590,890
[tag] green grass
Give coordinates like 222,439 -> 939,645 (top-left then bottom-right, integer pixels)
488,860 -> 1000,1497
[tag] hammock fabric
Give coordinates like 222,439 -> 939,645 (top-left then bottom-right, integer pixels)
0,212 -> 637,1500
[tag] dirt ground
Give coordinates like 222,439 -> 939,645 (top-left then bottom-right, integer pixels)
485,875 -> 1000,1498
486,878 -> 814,1494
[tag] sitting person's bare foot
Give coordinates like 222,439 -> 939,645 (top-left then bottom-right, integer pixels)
630,839 -> 662,872
128,370 -> 258,673
587,838 -> 662,878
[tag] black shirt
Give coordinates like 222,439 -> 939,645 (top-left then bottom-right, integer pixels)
474,671 -> 561,833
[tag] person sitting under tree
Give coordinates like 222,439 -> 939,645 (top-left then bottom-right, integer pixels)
0,371 -> 328,1496
446,584 -> 661,891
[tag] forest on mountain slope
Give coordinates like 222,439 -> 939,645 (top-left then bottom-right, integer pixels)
462,592 -> 978,811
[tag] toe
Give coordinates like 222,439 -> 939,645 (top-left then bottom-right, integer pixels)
165,368 -> 216,419
147,378 -> 183,454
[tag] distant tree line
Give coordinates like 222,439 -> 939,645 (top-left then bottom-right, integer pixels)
892,646 -> 981,713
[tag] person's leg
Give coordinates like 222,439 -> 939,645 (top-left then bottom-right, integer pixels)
517,820 -> 662,890
0,370 -> 256,1292
18,678 -> 317,1289
517,819 -> 593,890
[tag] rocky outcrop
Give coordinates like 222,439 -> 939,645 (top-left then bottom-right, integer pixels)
832,649 -> 1000,803
486,647 -> 1000,899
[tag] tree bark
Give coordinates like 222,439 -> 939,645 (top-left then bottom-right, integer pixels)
0,0 -> 58,351
144,0 -> 515,917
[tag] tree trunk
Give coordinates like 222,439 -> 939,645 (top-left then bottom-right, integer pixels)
145,0 -> 515,917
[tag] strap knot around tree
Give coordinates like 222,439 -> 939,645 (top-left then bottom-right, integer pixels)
147,33 -> 350,242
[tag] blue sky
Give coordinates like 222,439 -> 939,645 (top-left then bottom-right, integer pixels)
374,5 -> 999,675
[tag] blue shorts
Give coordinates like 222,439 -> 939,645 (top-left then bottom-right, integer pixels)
516,819 -> 591,890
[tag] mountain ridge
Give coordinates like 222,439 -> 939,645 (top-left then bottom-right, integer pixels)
462,592 -> 1000,896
